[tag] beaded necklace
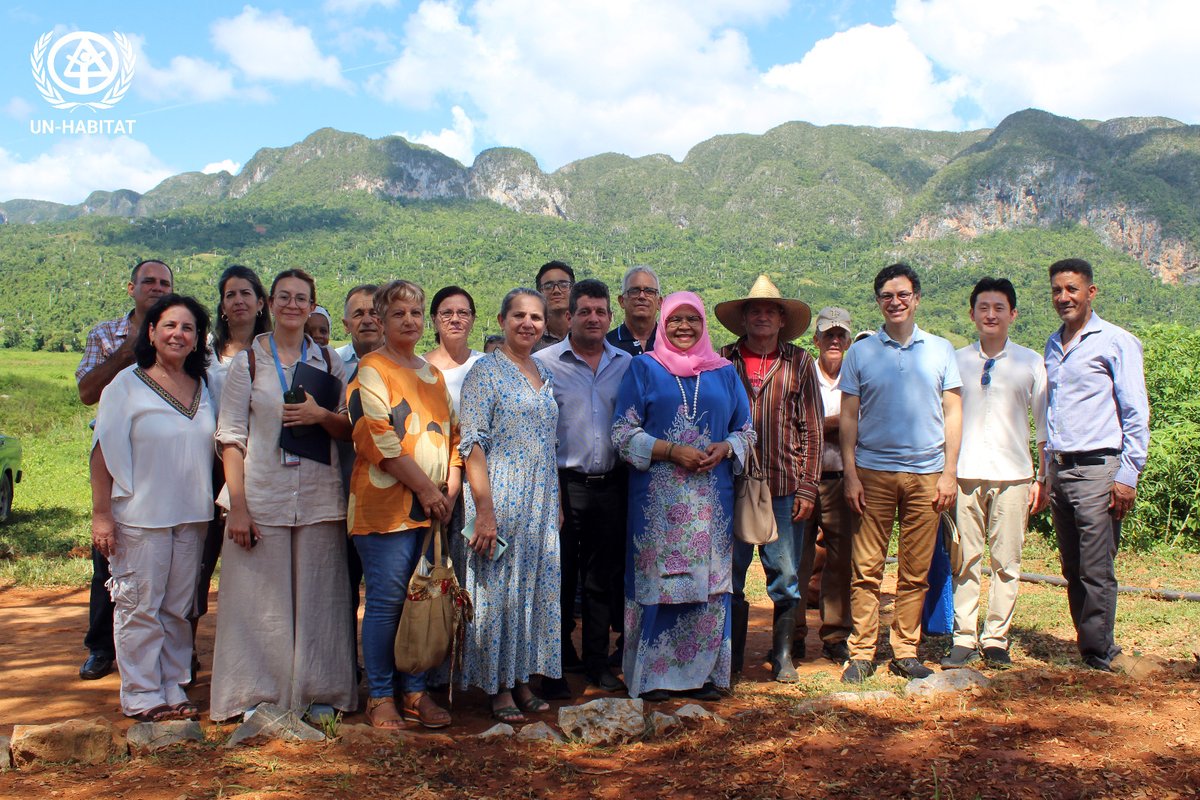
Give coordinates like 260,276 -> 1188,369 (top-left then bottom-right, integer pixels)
675,373 -> 701,421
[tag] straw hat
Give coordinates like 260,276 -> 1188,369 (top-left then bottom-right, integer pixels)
714,275 -> 812,341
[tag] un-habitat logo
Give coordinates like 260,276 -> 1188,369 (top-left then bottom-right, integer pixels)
31,31 -> 135,111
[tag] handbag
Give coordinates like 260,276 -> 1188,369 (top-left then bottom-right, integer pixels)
733,445 -> 778,545
393,519 -> 474,675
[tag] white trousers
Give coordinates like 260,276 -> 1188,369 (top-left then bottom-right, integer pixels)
107,521 -> 205,715
951,479 -> 1031,651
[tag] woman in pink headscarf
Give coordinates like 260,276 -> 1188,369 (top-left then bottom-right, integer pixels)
611,291 -> 754,701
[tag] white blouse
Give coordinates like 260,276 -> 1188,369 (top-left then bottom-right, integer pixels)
94,365 -> 217,529
436,350 -> 485,412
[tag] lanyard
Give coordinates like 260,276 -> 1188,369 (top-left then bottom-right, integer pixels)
269,335 -> 307,395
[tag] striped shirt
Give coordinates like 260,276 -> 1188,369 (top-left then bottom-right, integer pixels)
721,340 -> 824,502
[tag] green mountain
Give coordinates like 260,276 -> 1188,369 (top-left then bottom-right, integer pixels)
1,109 -> 1198,353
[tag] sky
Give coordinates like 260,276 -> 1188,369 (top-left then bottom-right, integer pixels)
2,0 -> 1198,205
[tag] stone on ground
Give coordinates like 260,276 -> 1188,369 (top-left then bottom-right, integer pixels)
226,703 -> 325,747
0,735 -> 11,771
793,690 -> 894,714
9,718 -> 124,766
646,711 -> 679,737
557,697 -> 645,745
476,723 -> 515,739
673,704 -> 726,724
127,720 -> 204,754
904,668 -> 991,697
516,722 -> 564,743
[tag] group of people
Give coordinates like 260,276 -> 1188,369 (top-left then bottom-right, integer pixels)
76,253 -> 1148,728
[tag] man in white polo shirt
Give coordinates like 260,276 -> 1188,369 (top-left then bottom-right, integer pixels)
942,277 -> 1047,669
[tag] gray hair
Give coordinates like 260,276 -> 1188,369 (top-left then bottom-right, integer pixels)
621,265 -> 661,294
499,287 -> 547,319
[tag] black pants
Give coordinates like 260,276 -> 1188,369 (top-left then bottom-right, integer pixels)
558,469 -> 627,675
84,545 -> 115,659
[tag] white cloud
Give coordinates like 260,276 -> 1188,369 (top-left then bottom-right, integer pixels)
128,35 -> 239,103
323,0 -> 401,13
0,138 -> 173,204
3,97 -> 34,120
397,106 -> 476,164
212,6 -> 352,90
202,159 -> 241,175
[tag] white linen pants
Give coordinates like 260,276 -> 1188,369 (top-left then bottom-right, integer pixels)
107,522 -> 205,716
951,479 -> 1031,650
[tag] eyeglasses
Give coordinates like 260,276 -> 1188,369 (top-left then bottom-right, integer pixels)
665,314 -> 702,328
437,309 -> 474,321
540,280 -> 573,292
624,286 -> 660,298
876,291 -> 914,304
981,357 -> 996,386
273,292 -> 311,307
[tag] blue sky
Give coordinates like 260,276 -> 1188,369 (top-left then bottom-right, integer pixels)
2,0 -> 1196,204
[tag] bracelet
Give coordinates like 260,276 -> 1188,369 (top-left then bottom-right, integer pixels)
666,442 -> 675,460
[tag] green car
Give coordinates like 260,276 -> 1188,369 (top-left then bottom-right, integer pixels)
0,432 -> 21,522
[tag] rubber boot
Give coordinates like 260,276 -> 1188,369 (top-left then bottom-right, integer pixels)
770,604 -> 800,683
731,597 -> 750,674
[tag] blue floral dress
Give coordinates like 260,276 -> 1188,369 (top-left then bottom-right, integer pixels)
457,350 -> 561,694
612,357 -> 753,695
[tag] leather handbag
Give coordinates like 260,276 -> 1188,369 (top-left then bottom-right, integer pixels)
394,520 -> 474,675
734,445 -> 778,545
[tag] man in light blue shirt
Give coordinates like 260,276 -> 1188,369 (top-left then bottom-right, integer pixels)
839,263 -> 962,683
535,279 -> 632,696
1043,258 -> 1149,672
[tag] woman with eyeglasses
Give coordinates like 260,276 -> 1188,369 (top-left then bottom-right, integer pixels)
611,291 -> 753,702
424,286 -> 485,412
210,268 -> 357,724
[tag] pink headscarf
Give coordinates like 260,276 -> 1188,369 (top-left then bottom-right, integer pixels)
648,291 -> 733,378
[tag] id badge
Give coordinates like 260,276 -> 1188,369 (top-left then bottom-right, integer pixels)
281,449 -> 301,467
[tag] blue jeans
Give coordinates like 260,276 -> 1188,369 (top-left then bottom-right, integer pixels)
354,531 -> 428,698
733,494 -> 806,609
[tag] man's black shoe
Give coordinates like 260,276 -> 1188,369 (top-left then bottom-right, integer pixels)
687,682 -> 721,701
940,645 -> 980,669
639,689 -> 670,702
889,657 -> 933,680
1082,655 -> 1114,672
822,641 -> 850,664
562,645 -> 586,674
981,646 -> 1012,669
840,659 -> 876,684
79,653 -> 114,680
540,676 -> 572,699
588,670 -> 627,693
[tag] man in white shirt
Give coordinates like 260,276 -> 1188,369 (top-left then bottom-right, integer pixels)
335,284 -> 381,370
942,277 -> 1047,669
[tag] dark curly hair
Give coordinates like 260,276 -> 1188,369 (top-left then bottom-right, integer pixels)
134,294 -> 211,381
212,265 -> 271,355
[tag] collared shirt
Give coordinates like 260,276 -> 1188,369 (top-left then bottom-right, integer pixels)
531,329 -> 564,354
840,325 -> 962,474
721,340 -> 823,502
956,339 -> 1047,482
606,322 -> 657,357
334,342 -> 360,368
1044,312 -> 1149,488
815,362 -> 843,472
534,336 -> 632,473
76,313 -> 133,383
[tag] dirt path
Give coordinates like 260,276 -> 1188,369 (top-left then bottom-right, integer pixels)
1,583 -> 1198,799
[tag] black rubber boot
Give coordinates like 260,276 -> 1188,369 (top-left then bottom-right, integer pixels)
770,604 -> 800,683
731,597 -> 750,674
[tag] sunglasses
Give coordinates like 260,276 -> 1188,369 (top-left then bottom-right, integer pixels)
981,357 -> 996,386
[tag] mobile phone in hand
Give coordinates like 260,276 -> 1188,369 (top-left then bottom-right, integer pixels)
283,386 -> 306,404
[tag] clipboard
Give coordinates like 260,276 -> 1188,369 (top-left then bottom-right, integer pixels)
279,361 -> 342,464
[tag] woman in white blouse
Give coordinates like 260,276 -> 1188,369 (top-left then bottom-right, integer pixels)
91,294 -> 216,722
423,285 -> 484,412
210,268 -> 356,723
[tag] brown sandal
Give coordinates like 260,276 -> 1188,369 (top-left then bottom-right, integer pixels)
366,697 -> 404,730
401,692 -> 451,729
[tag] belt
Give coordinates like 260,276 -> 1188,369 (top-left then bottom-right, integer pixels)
821,471 -> 844,481
560,468 -> 622,486
1051,449 -> 1120,468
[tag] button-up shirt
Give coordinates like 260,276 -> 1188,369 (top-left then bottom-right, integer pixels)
815,362 -> 843,472
1044,312 -> 1149,488
840,325 -> 962,474
721,340 -> 824,502
76,313 -> 133,383
534,336 -> 632,474
606,322 -> 657,357
956,340 -> 1047,482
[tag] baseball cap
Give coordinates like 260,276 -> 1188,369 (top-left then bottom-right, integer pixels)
815,307 -> 852,333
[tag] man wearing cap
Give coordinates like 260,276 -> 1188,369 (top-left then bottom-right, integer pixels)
717,275 -> 823,683
794,307 -> 857,665
942,277 -> 1047,670
839,263 -> 962,683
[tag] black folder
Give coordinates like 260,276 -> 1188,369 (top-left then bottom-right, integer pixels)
280,361 -> 343,464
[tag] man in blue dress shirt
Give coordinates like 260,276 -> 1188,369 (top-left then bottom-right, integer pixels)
1043,258 -> 1149,672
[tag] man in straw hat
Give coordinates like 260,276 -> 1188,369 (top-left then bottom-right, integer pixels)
716,275 -> 824,683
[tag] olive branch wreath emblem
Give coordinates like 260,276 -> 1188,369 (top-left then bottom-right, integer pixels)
30,31 -> 135,111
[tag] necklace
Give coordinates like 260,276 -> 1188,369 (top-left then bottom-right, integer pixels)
675,373 -> 701,421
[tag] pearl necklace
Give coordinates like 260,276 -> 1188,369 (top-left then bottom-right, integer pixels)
675,373 -> 701,421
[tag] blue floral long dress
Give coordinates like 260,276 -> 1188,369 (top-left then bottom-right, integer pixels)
457,350 -> 561,694
611,357 -> 753,696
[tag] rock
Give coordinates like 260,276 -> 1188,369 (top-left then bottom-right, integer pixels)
10,718 -> 124,766
127,721 -> 204,754
0,736 -> 11,771
646,712 -> 679,737
557,698 -> 645,745
225,704 -> 325,747
793,690 -> 895,714
673,704 -> 726,725
904,668 -> 991,697
1112,652 -> 1168,679
516,722 -> 564,743
476,723 -> 515,739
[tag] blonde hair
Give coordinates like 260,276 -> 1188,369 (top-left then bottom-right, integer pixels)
373,280 -> 426,318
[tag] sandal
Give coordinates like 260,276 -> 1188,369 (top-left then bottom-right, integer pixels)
169,701 -> 200,720
128,704 -> 177,723
366,697 -> 405,730
401,692 -> 451,729
512,686 -> 550,714
491,704 -> 525,724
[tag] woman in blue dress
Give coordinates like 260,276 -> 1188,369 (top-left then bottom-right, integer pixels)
457,288 -> 561,722
612,291 -> 754,701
